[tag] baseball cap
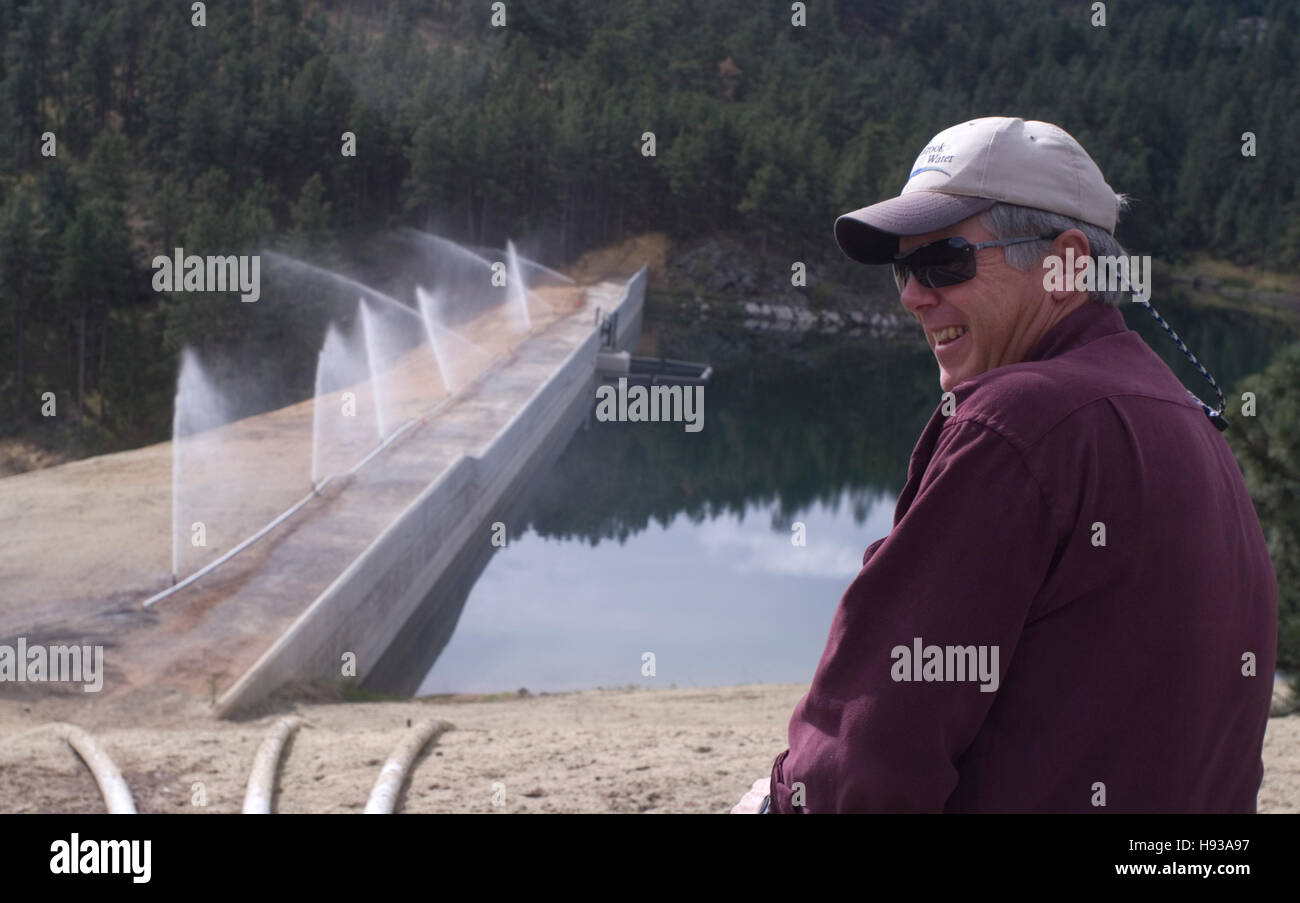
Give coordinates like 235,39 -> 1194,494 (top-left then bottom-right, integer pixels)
834,117 -> 1122,265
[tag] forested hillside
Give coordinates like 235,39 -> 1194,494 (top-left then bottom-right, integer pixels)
1,0 -> 1298,453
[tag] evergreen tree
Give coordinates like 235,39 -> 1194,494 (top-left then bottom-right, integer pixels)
1230,345 -> 1300,682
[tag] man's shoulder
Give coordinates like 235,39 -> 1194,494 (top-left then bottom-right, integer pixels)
946,330 -> 1199,450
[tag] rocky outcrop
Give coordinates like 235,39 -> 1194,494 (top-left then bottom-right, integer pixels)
664,233 -> 908,337
739,302 -> 906,337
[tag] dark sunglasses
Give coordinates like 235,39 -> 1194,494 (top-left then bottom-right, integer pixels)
892,234 -> 1060,292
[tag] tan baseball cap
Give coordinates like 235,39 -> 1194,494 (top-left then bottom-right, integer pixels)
835,117 -> 1122,264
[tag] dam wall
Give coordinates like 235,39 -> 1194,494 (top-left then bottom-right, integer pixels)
214,267 -> 646,716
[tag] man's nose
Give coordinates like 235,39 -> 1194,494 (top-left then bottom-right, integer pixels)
898,277 -> 940,315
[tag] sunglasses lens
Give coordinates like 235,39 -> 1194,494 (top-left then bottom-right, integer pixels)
919,264 -> 973,288
895,240 -> 974,291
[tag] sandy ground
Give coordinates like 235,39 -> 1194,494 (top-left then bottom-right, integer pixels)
566,232 -> 670,287
0,683 -> 1295,814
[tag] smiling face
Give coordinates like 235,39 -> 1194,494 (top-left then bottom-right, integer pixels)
897,217 -> 1085,392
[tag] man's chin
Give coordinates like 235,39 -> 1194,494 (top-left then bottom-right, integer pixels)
939,362 -> 980,393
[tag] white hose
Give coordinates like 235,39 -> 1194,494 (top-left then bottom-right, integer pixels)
242,716 -> 303,814
364,719 -> 453,814
52,723 -> 136,814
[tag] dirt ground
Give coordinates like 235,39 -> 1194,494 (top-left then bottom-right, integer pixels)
566,232 -> 671,287
0,683 -> 1295,814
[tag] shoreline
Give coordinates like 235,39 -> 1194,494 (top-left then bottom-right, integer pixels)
2,681 -> 1295,814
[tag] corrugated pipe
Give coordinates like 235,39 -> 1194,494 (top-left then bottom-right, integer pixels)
242,716 -> 303,814
52,723 -> 136,814
364,719 -> 453,814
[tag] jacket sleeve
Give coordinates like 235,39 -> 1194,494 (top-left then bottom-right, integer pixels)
769,418 -> 1059,812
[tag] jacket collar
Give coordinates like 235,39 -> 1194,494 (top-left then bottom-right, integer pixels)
1022,301 -> 1128,364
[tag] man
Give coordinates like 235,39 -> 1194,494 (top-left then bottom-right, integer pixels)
734,116 -> 1277,813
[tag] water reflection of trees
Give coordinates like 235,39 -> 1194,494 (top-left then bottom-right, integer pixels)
522,331 -> 939,546
525,297 -> 1293,548
1123,290 -> 1298,398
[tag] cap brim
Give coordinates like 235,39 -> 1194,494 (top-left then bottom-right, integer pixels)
834,192 -> 997,264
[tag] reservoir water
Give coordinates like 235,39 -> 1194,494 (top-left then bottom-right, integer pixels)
411,290 -> 1293,695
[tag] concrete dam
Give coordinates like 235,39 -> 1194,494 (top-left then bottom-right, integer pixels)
0,262 -> 647,718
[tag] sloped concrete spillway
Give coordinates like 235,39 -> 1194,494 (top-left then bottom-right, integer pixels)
0,268 -> 645,718
213,268 -> 646,716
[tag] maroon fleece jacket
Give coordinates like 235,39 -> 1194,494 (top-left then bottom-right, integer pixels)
769,301 -> 1277,813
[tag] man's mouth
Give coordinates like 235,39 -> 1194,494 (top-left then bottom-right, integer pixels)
930,325 -> 969,348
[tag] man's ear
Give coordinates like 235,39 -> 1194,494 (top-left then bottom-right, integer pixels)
1046,229 -> 1092,303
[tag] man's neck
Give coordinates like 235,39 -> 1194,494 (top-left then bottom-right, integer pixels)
1023,299 -> 1126,364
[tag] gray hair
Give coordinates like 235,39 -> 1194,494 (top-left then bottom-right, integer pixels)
977,199 -> 1131,306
